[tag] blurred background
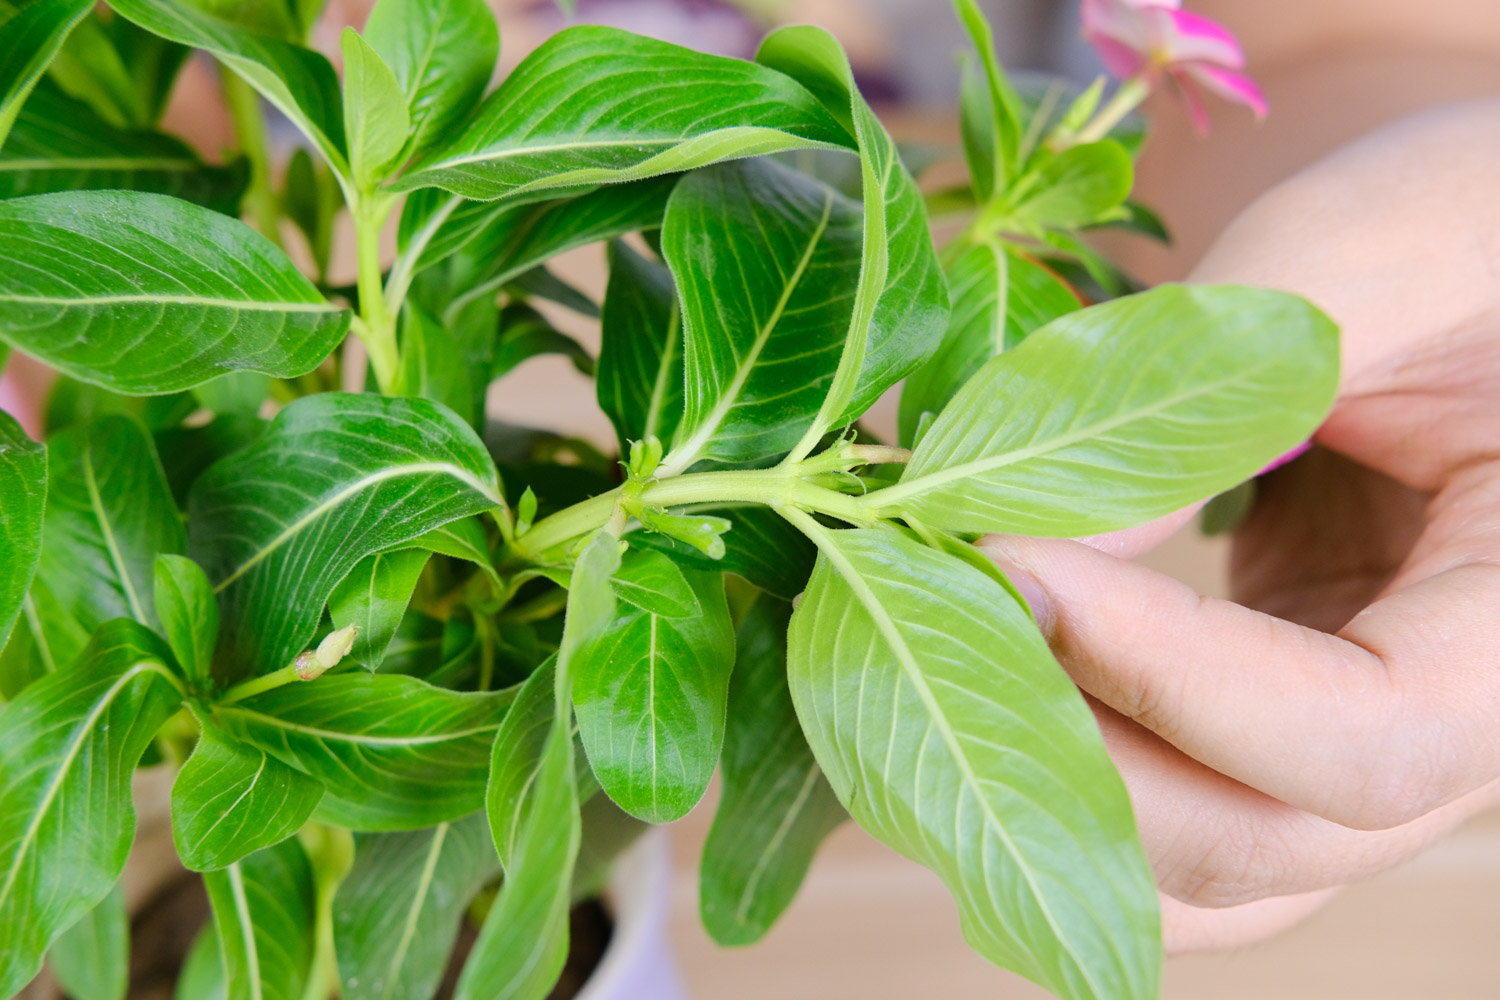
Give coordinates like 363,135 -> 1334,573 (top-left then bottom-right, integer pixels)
11,1 -> 1500,995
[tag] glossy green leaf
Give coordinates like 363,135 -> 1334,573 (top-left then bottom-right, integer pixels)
433,177 -> 675,326
0,0 -> 92,149
879,285 -> 1341,536
574,560 -> 732,822
0,619 -> 183,996
701,597 -> 843,945
397,302 -> 475,424
341,28 -> 410,186
456,532 -> 619,1000
506,265 -> 598,318
1,82 -> 247,212
0,409 -> 44,652
176,926 -> 227,1000
661,157 -> 862,467
410,516 -> 500,588
898,242 -> 1080,444
109,0 -> 348,173
957,54 -> 996,203
328,548 -> 431,671
49,14 -> 188,129
490,303 -> 594,381
334,813 -> 500,1000
212,673 -> 513,830
154,554 -> 219,688
188,393 -> 502,680
397,25 -> 850,199
155,414 -> 266,508
0,582 -> 87,699
49,882 -> 128,1000
203,838 -> 316,1000
596,240 -> 681,454
1012,140 -> 1133,229
171,720 -> 322,872
0,191 -> 349,395
630,505 -> 816,601
38,416 -> 184,634
787,525 -> 1159,1000
363,0 -> 498,163
756,26 -> 948,442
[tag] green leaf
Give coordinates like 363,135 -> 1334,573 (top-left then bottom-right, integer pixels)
0,190 -> 349,395
38,416 -> 184,634
0,582 -> 87,698
574,559 -> 732,823
786,525 -> 1159,1000
952,0 -> 1023,187
109,0 -> 348,174
327,548 -> 432,671
0,619 -> 183,996
610,548 -> 699,619
429,176 -> 676,327
701,596 -> 843,946
176,925 -> 227,1000
661,157 -> 863,467
630,505 -> 816,601
506,265 -> 598,318
334,813 -> 500,1000
49,882 -> 128,1000
155,414 -> 266,508
47,11 -> 188,129
1012,140 -> 1133,230
898,242 -> 1080,444
0,0 -> 92,149
596,240 -> 681,454
212,673 -> 513,830
397,24 -> 851,200
154,554 -> 219,687
755,26 -> 949,445
341,28 -> 410,187
193,371 -> 272,417
396,301 -> 477,424
188,393 -> 502,680
363,0 -> 498,163
171,720 -> 324,871
178,0 -> 301,39
490,303 -> 594,382
410,516 -> 500,588
880,285 -> 1341,535
203,838 -> 316,1000
456,532 -> 619,1000
0,409 -> 44,652
280,147 -> 340,279
1,81 -> 247,212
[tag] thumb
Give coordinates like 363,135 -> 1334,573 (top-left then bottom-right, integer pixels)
975,533 -> 1481,831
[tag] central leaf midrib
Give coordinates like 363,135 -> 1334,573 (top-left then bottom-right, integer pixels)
0,292 -> 340,312
383,822 -> 449,1000
214,705 -> 497,747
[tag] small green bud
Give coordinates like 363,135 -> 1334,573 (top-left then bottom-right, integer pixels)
626,436 -> 663,482
516,486 -> 538,536
637,508 -> 731,560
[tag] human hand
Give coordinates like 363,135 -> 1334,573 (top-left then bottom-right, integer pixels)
982,97 -> 1500,954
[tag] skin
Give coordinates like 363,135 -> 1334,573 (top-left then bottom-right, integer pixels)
983,98 -> 1500,952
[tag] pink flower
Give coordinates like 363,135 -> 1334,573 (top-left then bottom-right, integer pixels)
1082,0 -> 1267,133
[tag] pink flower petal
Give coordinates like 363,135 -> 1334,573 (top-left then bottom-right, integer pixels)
1089,32 -> 1150,78
1159,8 -> 1246,67
1185,61 -> 1269,117
1081,0 -> 1152,50
1168,67 -> 1213,134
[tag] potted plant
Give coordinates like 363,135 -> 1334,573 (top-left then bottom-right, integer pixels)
0,0 -> 1332,998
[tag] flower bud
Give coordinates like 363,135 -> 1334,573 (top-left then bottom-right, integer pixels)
314,623 -> 359,671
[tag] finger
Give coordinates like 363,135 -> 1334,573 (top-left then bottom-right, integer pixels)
1160,889 -> 1338,956
980,531 -> 1500,830
1074,501 -> 1207,560
1092,701 -> 1497,907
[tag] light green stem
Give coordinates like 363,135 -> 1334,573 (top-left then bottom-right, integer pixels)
352,194 -> 400,394
1068,76 -> 1150,147
217,659 -> 306,706
222,71 -> 284,250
